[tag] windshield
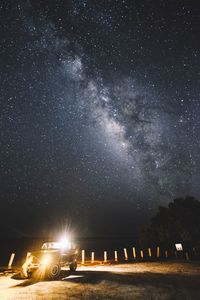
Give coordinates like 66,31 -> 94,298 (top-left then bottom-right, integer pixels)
41,242 -> 61,250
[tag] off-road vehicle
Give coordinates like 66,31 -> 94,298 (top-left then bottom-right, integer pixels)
22,240 -> 78,280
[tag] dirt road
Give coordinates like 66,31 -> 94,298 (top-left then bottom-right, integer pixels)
0,261 -> 200,299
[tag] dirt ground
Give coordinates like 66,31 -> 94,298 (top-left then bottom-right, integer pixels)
0,261 -> 200,300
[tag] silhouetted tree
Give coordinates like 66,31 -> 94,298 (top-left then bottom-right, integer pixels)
140,196 -> 200,247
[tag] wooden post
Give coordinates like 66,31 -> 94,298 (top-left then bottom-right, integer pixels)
174,251 -> 178,259
156,246 -> 160,258
193,247 -> 197,256
148,248 -> 152,258
8,253 -> 15,269
185,252 -> 189,261
91,252 -> 94,264
140,250 -> 144,259
124,248 -> 128,261
81,250 -> 85,265
165,250 -> 168,259
114,250 -> 118,262
132,247 -> 136,259
104,251 -> 107,263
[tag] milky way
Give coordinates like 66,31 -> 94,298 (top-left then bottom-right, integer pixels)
0,0 -> 200,236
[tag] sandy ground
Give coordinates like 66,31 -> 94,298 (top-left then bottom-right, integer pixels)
0,261 -> 200,300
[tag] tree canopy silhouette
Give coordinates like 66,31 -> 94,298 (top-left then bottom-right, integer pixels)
141,196 -> 200,247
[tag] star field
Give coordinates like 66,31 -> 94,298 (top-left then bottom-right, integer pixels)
0,0 -> 200,236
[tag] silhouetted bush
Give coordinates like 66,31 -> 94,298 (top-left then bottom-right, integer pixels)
140,196 -> 200,247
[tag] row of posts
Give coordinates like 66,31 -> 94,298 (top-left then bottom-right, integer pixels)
2,247 -> 194,269
81,247 -> 192,264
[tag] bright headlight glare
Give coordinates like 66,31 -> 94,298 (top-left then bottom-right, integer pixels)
59,237 -> 71,249
41,254 -> 52,265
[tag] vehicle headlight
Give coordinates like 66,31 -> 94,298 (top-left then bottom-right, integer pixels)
59,237 -> 71,250
41,254 -> 52,266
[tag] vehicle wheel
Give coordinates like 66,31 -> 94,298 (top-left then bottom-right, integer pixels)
69,260 -> 77,272
46,263 -> 61,280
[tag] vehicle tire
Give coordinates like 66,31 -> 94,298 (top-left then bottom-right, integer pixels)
69,260 -> 77,272
46,263 -> 61,280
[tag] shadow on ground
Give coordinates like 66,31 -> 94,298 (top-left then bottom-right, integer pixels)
11,268 -> 200,291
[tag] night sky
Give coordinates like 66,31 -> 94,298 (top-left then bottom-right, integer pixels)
1,0 -> 200,237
